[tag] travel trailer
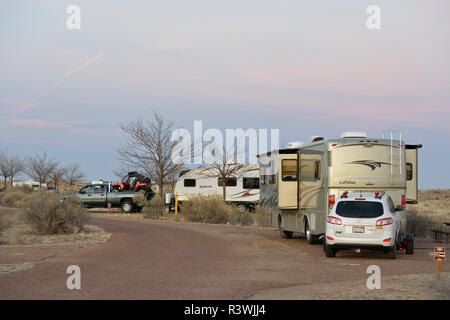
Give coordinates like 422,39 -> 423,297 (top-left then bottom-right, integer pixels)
258,131 -> 422,244
12,180 -> 47,189
174,164 -> 260,211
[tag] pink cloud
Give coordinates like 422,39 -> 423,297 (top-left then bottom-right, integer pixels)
0,97 -> 37,113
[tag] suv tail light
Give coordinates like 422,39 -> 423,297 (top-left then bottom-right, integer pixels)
327,216 -> 342,225
328,195 -> 335,208
376,218 -> 393,226
401,195 -> 406,206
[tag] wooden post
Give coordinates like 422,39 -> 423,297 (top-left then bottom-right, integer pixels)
107,202 -> 112,215
436,260 -> 443,280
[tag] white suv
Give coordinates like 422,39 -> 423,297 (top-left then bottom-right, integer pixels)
324,192 -> 401,259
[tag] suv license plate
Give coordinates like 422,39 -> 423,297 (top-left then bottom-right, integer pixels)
353,226 -> 365,233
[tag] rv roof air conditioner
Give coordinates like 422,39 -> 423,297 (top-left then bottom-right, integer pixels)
340,131 -> 367,138
287,141 -> 304,149
310,136 -> 325,143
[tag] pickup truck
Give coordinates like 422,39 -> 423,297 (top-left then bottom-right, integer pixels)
74,183 -> 147,213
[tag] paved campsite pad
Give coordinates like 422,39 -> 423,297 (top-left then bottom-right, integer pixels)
0,215 -> 448,299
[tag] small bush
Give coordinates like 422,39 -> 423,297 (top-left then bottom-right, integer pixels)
180,196 -> 233,224
405,209 -> 446,240
0,217 -> 9,232
252,207 -> 272,227
142,196 -> 165,220
20,192 -> 89,235
0,187 -> 33,208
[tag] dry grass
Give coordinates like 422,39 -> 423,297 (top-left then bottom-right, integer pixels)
405,189 -> 450,240
20,192 -> 89,235
0,186 -> 33,208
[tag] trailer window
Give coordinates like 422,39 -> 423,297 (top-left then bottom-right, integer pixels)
282,159 -> 297,181
300,160 -> 320,181
335,201 -> 384,218
94,185 -> 105,193
218,178 -> 237,187
406,162 -> 413,181
184,179 -> 196,187
243,178 -> 259,189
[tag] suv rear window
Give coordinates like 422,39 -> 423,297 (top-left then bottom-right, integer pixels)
335,201 -> 384,218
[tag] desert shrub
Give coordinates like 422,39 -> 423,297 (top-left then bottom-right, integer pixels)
228,209 -> 254,226
180,196 -> 234,224
0,186 -> 33,208
19,192 -> 89,235
0,217 -> 9,232
142,196 -> 165,220
252,206 -> 272,227
405,209 -> 447,240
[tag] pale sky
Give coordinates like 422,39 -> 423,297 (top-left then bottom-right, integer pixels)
1,0 -> 449,188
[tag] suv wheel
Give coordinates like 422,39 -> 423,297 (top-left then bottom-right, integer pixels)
325,244 -> 336,258
385,245 -> 397,259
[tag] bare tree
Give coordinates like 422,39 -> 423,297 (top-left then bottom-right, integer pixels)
203,142 -> 250,202
63,163 -> 85,190
50,165 -> 68,191
26,152 -> 58,187
117,113 -> 182,199
0,150 -> 25,188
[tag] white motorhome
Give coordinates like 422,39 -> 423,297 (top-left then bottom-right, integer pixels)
258,131 -> 421,244
174,164 -> 260,211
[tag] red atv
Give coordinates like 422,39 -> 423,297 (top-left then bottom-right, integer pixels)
113,171 -> 153,194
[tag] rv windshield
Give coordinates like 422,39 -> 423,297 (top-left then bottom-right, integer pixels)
335,201 -> 383,218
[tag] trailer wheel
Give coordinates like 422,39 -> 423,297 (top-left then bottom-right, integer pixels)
405,238 -> 414,255
237,204 -> 248,213
121,200 -> 134,214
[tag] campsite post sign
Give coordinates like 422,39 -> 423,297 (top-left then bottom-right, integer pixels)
429,247 -> 445,280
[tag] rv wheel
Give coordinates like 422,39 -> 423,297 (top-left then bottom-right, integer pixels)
279,216 -> 293,239
305,221 -> 319,244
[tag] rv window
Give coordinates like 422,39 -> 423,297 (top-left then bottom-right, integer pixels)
94,185 -> 105,193
218,178 -> 237,187
300,160 -> 320,182
282,159 -> 297,181
406,163 -> 413,181
243,178 -> 260,189
184,179 -> 196,187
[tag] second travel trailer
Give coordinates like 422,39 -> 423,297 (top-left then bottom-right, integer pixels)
174,164 -> 260,212
258,131 -> 421,245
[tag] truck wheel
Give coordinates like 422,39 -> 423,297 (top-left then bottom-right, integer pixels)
121,200 -> 134,214
406,239 -> 414,255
